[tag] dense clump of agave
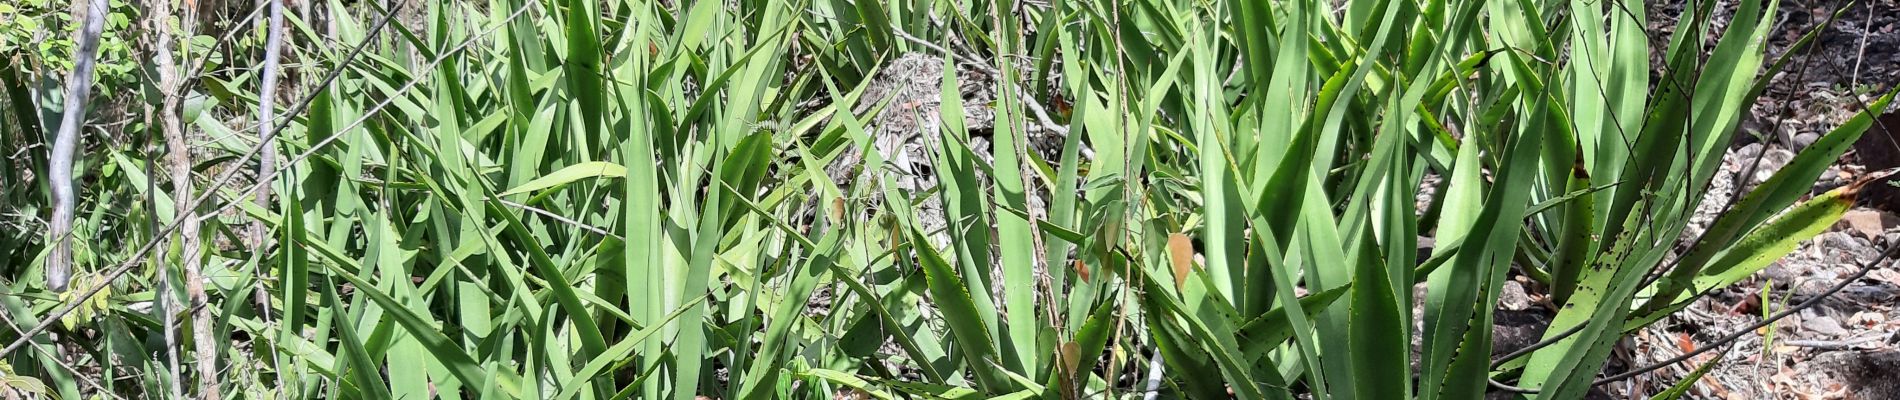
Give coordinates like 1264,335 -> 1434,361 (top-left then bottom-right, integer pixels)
1,0 -> 1895,398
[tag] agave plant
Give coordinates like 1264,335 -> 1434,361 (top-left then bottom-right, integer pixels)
0,0 -> 1894,398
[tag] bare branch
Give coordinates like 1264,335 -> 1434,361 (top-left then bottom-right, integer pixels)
1785,334 -> 1892,350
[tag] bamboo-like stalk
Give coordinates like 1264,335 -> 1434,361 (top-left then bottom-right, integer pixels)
44,0 -> 109,293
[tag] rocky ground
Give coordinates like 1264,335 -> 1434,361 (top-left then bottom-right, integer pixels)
1534,0 -> 1900,397
1330,0 -> 1899,396
1616,143 -> 1900,399
1641,0 -> 1899,397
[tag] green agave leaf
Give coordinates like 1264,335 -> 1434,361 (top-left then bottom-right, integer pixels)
890,187 -> 1007,392
798,369 -> 898,400
1235,287 -> 1350,346
1645,87 -> 1899,312
1684,185 -> 1856,302
1548,165 -> 1597,304
554,295 -> 712,400
1129,259 -> 1270,400
1349,232 -> 1406,400
736,230 -> 844,399
498,161 -> 628,196
877,379 -> 985,400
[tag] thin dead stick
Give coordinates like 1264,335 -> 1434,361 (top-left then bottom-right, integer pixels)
44,0 -> 109,293
1489,377 -> 1544,394
1490,323 -> 1589,368
1849,3 -> 1872,91
137,66 -> 184,399
1785,333 -> 1891,350
499,199 -> 619,239
1103,1 -> 1137,397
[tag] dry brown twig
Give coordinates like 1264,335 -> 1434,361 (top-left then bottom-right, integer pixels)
1785,333 -> 1893,350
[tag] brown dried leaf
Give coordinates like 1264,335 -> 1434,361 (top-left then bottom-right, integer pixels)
1061,341 -> 1081,377
1167,233 -> 1194,291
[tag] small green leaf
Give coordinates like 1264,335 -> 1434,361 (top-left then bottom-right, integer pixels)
1653,353 -> 1725,400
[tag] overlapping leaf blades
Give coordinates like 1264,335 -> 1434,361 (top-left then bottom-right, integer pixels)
1,0 -> 1890,398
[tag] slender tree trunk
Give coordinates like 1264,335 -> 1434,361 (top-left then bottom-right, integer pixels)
141,2 -> 186,398
45,0 -> 109,293
152,0 -> 220,398
248,0 -> 285,321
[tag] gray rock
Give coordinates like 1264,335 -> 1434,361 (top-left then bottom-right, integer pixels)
1489,309 -> 1549,357
1416,173 -> 1442,217
1749,148 -> 1796,184
1822,231 -> 1862,252
1793,131 -> 1821,150
1416,236 -> 1436,264
1833,209 -> 1899,240
1762,262 -> 1799,283
1499,281 -> 1531,311
1805,315 -> 1848,336
1736,143 -> 1764,160
1814,266 -> 1842,281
